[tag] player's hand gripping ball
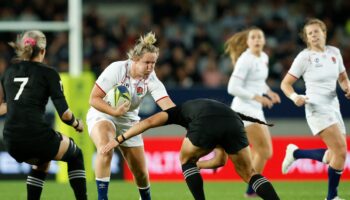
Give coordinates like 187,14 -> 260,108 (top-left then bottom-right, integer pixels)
104,85 -> 131,108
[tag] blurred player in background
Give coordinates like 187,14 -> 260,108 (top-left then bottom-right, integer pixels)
197,27 -> 280,198
87,32 -> 175,200
280,18 -> 350,200
101,98 -> 280,200
0,30 -> 87,200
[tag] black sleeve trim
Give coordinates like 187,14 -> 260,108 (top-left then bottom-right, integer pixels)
164,106 -> 180,125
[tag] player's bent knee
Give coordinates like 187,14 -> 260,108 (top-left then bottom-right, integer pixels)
98,152 -> 113,165
61,138 -> 83,163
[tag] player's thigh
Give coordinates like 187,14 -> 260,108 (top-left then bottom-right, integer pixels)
245,124 -> 272,154
179,137 -> 212,164
228,146 -> 255,182
90,120 -> 116,149
119,145 -> 147,172
319,124 -> 347,154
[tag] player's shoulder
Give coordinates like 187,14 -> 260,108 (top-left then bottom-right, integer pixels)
35,62 -> 60,76
326,45 -> 341,55
105,60 -> 128,72
239,50 -> 252,60
294,49 -> 311,61
236,50 -> 253,65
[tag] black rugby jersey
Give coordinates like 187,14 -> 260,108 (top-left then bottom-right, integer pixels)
1,61 -> 68,141
165,98 -> 240,128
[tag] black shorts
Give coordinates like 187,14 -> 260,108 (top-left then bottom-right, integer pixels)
3,129 -> 63,165
186,116 -> 249,154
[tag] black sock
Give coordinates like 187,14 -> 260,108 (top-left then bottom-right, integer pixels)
67,151 -> 87,200
27,169 -> 47,200
249,174 -> 280,200
139,185 -> 151,200
182,162 -> 205,200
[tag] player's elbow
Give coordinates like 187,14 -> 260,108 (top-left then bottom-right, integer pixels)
145,112 -> 168,129
280,79 -> 287,92
227,86 -> 237,96
60,109 -> 72,121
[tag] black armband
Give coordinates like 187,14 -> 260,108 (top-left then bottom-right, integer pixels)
73,119 -> 80,128
116,134 -> 127,144
62,114 -> 75,126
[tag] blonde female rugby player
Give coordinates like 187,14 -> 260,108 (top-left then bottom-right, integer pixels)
86,32 -> 175,200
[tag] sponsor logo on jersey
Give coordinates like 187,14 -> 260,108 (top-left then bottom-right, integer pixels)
314,57 -> 323,68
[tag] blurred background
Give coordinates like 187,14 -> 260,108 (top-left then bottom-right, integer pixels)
0,0 -> 349,182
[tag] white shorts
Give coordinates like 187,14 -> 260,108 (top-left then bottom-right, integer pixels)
305,102 -> 346,135
86,108 -> 143,147
232,106 -> 266,127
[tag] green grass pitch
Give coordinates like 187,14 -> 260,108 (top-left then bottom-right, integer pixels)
0,180 -> 349,199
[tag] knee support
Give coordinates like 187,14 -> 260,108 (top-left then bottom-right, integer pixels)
61,138 -> 84,170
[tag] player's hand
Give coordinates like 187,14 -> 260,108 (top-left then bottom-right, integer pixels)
114,101 -> 131,117
266,91 -> 281,104
101,140 -> 119,154
254,95 -> 273,109
344,88 -> 350,99
293,95 -> 308,107
74,119 -> 84,133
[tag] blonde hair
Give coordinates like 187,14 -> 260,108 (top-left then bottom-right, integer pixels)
225,27 -> 264,65
300,18 -> 327,48
127,32 -> 159,60
9,30 -> 46,61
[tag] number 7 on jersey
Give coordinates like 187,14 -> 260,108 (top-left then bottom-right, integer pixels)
14,77 -> 29,100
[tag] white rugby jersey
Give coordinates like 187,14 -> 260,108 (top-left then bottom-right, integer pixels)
90,59 -> 169,121
288,46 -> 345,104
228,49 -> 269,110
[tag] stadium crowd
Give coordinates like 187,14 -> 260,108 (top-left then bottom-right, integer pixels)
0,0 -> 350,89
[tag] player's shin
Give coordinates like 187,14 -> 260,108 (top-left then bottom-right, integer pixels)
182,162 -> 205,200
27,169 -> 47,200
61,139 -> 87,200
249,174 -> 280,200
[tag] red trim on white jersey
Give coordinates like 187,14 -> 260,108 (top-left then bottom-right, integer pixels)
95,83 -> 106,95
155,96 -> 169,103
287,73 -> 299,80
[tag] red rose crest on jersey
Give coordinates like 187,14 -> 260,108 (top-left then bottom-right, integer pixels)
136,86 -> 143,95
331,57 -> 336,64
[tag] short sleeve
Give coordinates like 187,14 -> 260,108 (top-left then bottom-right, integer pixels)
96,61 -> 125,94
147,72 -> 169,102
336,49 -> 346,74
164,106 -> 181,125
288,52 -> 308,78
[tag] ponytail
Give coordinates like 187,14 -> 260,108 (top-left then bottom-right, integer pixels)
237,112 -> 274,127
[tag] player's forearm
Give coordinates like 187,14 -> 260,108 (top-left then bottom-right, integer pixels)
338,72 -> 350,92
280,79 -> 296,98
90,97 -> 117,116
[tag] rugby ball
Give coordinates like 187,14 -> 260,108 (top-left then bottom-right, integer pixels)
104,85 -> 131,108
